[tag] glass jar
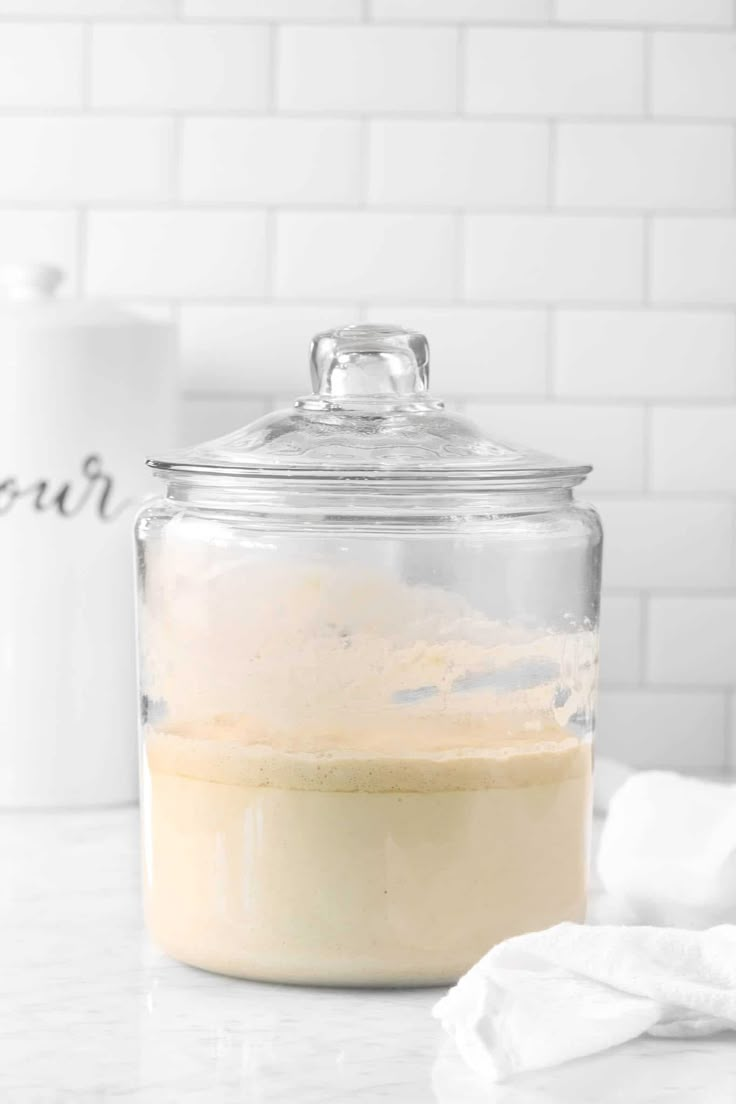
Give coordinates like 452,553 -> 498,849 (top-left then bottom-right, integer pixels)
136,324 -> 601,987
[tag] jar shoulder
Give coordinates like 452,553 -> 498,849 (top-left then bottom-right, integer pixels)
135,495 -> 603,542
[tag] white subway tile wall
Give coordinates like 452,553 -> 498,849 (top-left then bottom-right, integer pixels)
1,5 -> 735,771
277,27 -> 458,114
555,123 -> 734,210
0,25 -> 83,107
91,25 -> 270,110
596,690 -> 727,770
368,121 -> 550,208
597,596 -> 642,688
274,212 -> 457,300
651,218 -> 736,304
465,215 -> 644,302
181,119 -> 362,204
557,0 -> 733,26
465,29 -> 645,116
0,117 -> 174,202
86,210 -> 269,296
652,32 -> 736,118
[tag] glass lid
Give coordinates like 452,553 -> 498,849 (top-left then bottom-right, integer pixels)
150,323 -> 591,490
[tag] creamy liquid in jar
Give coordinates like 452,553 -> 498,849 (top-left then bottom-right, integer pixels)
143,721 -> 591,986
141,552 -> 595,985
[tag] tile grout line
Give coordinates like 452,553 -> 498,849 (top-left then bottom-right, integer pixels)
603,588 -> 736,599
455,24 -> 466,115
76,207 -> 87,297
358,116 -> 370,206
0,16 -> 733,30
267,24 -> 279,114
454,212 -> 466,303
169,115 -> 182,204
638,592 -> 650,690
4,108 -> 736,125
641,402 -> 653,493
51,292 -> 736,319
729,326 -> 736,767
81,19 -> 93,109
545,307 -> 556,398
723,689 -> 732,771
642,29 -> 653,117
264,209 -> 276,299
3,198 -> 736,219
642,214 -> 652,305
546,118 -> 557,208
727,503 -> 736,768
355,110 -> 370,319
592,681 -> 736,693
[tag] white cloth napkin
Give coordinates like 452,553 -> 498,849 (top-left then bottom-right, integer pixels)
598,771 -> 736,926
433,922 -> 736,1083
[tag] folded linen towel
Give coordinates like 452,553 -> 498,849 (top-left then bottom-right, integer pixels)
433,922 -> 736,1082
598,771 -> 736,926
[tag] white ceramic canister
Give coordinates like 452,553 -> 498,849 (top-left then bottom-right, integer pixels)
0,263 -> 174,807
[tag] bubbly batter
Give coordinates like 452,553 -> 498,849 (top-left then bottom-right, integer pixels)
140,536 -> 595,985
143,719 -> 591,986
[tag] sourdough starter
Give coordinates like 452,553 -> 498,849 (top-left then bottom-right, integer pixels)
141,537 -> 595,984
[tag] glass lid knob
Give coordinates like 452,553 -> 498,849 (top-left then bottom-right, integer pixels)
309,323 -> 430,399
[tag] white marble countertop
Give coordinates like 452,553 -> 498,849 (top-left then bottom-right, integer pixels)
3,807 -> 735,1103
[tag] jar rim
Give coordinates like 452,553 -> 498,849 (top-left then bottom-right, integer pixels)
148,458 -> 592,488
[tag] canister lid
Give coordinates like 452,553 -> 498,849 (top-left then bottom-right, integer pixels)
0,262 -> 169,332
149,323 -> 591,491
0,261 -> 64,301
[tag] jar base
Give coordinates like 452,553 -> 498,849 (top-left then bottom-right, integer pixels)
147,896 -> 586,990
148,933 -> 481,989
